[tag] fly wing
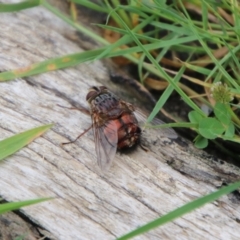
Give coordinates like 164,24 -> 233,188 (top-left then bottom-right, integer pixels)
134,109 -> 178,139
93,120 -> 118,171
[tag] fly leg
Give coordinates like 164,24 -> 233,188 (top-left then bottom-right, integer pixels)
140,143 -> 149,152
57,104 -> 90,115
58,104 -> 92,145
62,125 -> 92,145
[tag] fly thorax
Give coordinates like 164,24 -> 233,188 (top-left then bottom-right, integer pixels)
93,92 -> 119,113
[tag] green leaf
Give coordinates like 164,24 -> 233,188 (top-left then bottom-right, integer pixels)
0,0 -> 40,12
194,135 -> 208,149
188,111 -> 204,124
214,102 -> 231,125
147,64 -> 185,123
0,124 -> 53,161
70,0 -> 107,13
109,9 -> 204,118
117,181 -> 240,240
198,118 -> 225,139
0,198 -> 52,214
224,122 -> 235,138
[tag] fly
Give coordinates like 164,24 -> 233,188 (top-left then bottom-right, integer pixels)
63,86 -> 177,171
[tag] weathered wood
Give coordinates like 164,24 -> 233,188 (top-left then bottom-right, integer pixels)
0,2 -> 240,240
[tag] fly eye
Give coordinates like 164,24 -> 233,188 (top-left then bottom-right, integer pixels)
86,90 -> 97,101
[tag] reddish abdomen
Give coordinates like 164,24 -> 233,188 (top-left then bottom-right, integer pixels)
106,113 -> 141,150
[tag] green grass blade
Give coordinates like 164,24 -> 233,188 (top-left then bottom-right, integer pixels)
146,122 -> 198,129
111,0 -> 132,28
147,65 -> 186,123
0,39 -> 197,81
41,0 -> 108,46
0,124 -> 53,161
0,49 -> 105,81
117,181 -> 240,240
94,14 -> 156,62
0,198 -> 52,214
70,0 -> 107,13
0,0 -> 40,12
178,1 -> 240,92
110,9 -> 204,117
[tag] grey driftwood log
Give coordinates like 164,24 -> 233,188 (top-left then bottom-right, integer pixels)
0,2 -> 240,240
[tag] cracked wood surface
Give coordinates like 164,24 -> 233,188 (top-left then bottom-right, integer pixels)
0,2 -> 240,240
